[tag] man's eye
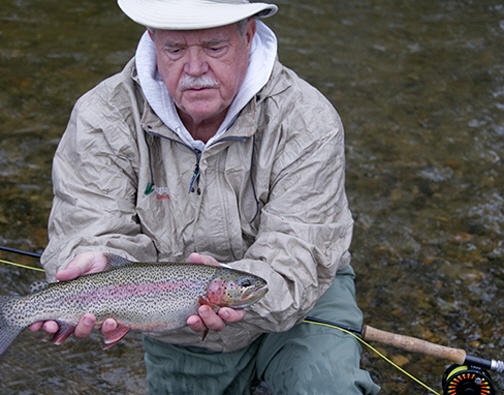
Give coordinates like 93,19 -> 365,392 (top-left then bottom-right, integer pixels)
207,46 -> 226,55
164,46 -> 184,56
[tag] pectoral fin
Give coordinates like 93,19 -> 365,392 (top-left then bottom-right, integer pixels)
198,296 -> 219,309
102,323 -> 130,349
51,322 -> 76,345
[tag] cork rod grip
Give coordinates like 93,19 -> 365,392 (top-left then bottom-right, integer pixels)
362,325 -> 467,365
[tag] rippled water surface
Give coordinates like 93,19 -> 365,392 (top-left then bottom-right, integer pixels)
1,0 -> 503,394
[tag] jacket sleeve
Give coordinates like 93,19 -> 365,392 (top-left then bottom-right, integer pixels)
231,80 -> 354,334
41,84 -> 157,281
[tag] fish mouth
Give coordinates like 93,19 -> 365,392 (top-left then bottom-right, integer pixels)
234,286 -> 269,308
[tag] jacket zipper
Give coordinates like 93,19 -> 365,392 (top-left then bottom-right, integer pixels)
188,149 -> 202,194
145,130 -> 250,196
145,130 -> 205,194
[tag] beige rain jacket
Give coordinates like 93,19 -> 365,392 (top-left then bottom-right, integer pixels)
41,57 -> 354,352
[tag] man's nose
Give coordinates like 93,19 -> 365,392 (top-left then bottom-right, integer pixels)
183,47 -> 209,76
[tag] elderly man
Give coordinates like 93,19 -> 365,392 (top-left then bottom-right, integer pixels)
32,0 -> 380,394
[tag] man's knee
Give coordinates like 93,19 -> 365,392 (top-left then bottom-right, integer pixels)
261,333 -> 379,395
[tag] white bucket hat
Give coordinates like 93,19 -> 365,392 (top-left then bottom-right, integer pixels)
117,0 -> 278,30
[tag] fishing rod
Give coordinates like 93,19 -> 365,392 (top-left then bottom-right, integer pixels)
0,246 -> 42,259
1,246 -> 501,394
304,316 -> 502,395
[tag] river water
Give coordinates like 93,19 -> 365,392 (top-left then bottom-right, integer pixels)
1,0 -> 503,394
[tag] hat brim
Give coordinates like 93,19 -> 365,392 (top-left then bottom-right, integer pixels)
118,0 -> 278,30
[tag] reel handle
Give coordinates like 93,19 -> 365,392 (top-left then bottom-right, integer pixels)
362,325 -> 467,364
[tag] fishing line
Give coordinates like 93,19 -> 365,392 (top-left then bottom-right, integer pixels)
0,258 -> 45,272
303,317 -> 442,395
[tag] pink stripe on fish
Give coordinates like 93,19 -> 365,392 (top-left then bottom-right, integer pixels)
66,281 -> 207,302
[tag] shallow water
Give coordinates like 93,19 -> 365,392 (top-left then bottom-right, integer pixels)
1,0 -> 503,394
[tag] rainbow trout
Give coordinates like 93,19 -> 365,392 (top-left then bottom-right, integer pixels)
0,254 -> 268,357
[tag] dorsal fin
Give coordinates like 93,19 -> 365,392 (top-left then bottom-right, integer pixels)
104,253 -> 135,269
29,280 -> 49,293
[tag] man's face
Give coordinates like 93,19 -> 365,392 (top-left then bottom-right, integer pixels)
150,19 -> 256,129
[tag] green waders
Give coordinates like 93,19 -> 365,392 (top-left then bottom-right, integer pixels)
143,265 -> 380,395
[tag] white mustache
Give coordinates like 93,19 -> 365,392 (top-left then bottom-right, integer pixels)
179,75 -> 220,90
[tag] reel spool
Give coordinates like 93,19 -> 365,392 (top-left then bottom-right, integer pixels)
442,364 -> 495,395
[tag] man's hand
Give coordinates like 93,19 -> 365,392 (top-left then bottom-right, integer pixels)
54,250 -> 109,281
29,251 -> 118,339
186,253 -> 246,334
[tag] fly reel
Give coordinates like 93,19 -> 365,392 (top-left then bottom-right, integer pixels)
442,364 -> 495,395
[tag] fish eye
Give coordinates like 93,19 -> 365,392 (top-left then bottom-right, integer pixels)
239,278 -> 252,287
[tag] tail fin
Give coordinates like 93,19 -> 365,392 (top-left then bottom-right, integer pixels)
0,295 -> 24,358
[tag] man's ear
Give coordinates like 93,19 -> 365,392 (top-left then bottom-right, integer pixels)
147,27 -> 155,41
245,18 -> 257,48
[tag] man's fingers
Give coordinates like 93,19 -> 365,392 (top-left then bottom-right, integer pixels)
29,320 -> 58,333
101,318 -> 118,334
199,305 -> 225,331
187,315 -> 207,333
29,314 -> 118,345
29,321 -> 43,332
187,253 -> 220,266
56,251 -> 108,282
42,321 -> 60,334
73,313 -> 96,338
187,305 -> 225,333
187,305 -> 246,334
218,307 -> 245,323
56,265 -> 85,282
187,253 -> 204,264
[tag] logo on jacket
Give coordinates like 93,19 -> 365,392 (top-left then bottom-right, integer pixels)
144,183 -> 170,200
